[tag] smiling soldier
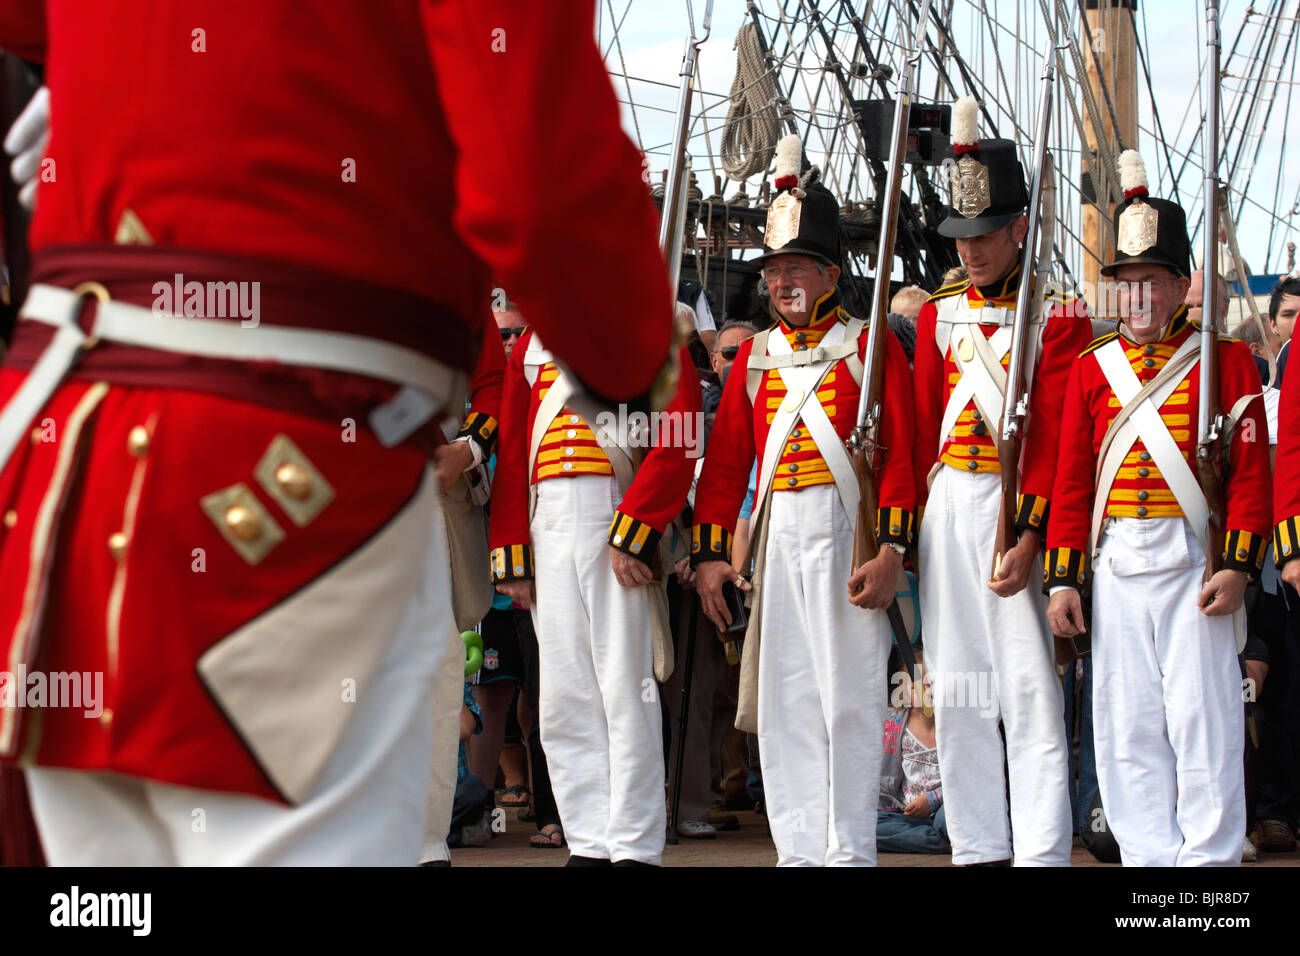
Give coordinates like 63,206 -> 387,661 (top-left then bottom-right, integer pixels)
911,97 -> 1092,866
693,135 -> 916,866
1047,150 -> 1272,867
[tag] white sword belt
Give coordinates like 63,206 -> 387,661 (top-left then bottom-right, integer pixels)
0,282 -> 468,474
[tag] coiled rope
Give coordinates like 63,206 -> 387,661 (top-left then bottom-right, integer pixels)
720,22 -> 784,182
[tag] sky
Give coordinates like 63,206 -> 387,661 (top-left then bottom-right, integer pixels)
599,0 -> 1299,279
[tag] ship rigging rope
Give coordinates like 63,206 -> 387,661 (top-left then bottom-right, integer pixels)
1265,2 -> 1300,269
605,0 -> 645,151
1136,3 -> 1182,204
1233,1 -> 1297,226
1043,0 -> 1121,205
720,21 -> 784,180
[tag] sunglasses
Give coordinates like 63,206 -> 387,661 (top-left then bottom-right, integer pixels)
499,326 -> 526,341
718,345 -> 740,360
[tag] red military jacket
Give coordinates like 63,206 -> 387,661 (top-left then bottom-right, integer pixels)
1047,309 -> 1272,591
1274,347 -> 1300,566
489,329 -> 701,580
912,265 -> 1093,535
458,319 -> 506,460
0,0 -> 672,403
692,289 -> 915,563
0,0 -> 674,801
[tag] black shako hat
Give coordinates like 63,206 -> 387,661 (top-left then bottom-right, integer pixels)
937,95 -> 1029,239
754,133 -> 841,268
1100,149 -> 1192,278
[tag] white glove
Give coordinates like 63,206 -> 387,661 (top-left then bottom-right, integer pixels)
4,85 -> 49,212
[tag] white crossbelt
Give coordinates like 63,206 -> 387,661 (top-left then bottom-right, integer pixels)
0,283 -> 467,472
932,295 -> 1045,470
941,323 -> 1010,453
522,333 -> 638,515
1091,337 -> 1206,556
758,319 -> 863,524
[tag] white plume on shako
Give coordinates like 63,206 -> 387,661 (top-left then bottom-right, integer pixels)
951,94 -> 980,148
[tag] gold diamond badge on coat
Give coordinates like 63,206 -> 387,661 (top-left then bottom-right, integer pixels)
254,434 -> 335,527
951,155 -> 991,219
200,483 -> 285,565
1117,201 -> 1160,256
765,191 -> 802,251
114,208 -> 154,245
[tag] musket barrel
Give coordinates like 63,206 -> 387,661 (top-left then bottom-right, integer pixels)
1198,0 -> 1220,445
658,0 -> 714,291
1001,48 -> 1056,443
853,0 -> 931,433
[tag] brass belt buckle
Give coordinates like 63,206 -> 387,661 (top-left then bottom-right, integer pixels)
70,280 -> 110,350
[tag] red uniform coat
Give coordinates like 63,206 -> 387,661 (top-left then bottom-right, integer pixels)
1274,352 -> 1300,566
1047,310 -> 1272,591
490,329 -> 701,581
692,290 -> 915,564
0,0 -> 675,801
459,319 -> 506,459
0,0 -> 672,401
912,266 -> 1094,536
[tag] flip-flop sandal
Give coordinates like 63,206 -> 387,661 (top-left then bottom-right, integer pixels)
530,826 -> 566,849
498,785 -> 531,807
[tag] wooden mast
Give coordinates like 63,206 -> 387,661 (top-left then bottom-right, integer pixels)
1080,0 -> 1139,315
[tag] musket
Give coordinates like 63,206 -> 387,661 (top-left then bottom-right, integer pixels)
660,1 -> 741,666
658,0 -> 729,620
1196,0 -> 1226,584
658,0 -> 712,293
847,0 -> 929,692
991,45 -> 1058,582
660,4 -> 720,845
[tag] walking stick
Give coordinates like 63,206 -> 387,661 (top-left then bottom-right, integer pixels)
667,590 -> 700,845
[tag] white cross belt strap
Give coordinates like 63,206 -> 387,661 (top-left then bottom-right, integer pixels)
758,319 -> 864,525
0,283 -> 468,471
523,333 -> 638,517
940,322 -> 1010,455
932,295 -> 1045,468
1090,336 -> 1206,556
745,339 -> 859,370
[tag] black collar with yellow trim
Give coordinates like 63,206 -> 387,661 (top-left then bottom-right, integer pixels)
972,263 -> 1022,302
777,287 -> 850,332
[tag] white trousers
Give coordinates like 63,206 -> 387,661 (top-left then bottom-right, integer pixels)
28,495 -> 460,865
1092,517 -> 1244,867
757,484 -> 889,866
530,475 -> 665,864
918,468 -> 1072,865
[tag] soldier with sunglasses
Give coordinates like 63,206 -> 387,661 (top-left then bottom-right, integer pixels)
495,299 -> 528,357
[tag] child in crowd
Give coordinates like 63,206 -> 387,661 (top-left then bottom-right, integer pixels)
878,654 -> 949,854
